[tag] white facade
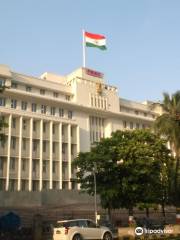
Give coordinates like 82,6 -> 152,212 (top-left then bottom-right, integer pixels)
0,65 -> 160,191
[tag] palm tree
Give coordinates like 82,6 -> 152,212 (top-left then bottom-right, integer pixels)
153,91 -> 180,206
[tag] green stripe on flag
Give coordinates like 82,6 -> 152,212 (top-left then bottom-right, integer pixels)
86,42 -> 107,50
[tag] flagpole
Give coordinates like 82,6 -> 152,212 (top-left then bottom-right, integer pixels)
82,29 -> 86,67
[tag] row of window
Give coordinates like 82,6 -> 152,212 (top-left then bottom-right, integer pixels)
120,106 -> 155,119
0,179 -> 75,191
123,121 -> 149,129
0,157 -> 73,174
91,94 -> 107,110
11,118 -> 71,134
1,137 -> 75,154
89,116 -> 104,127
0,98 -> 73,119
11,81 -> 72,101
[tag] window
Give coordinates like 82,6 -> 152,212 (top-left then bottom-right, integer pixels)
62,126 -> 64,135
21,180 -> 26,191
94,98 -> 97,107
62,144 -> 65,154
21,101 -> 27,110
43,122 -> 46,132
40,89 -> 45,95
53,142 -> 56,153
123,121 -> 127,128
0,79 -> 5,87
23,120 -> 27,130
71,145 -> 74,155
1,137 -> 5,148
78,220 -> 87,228
9,180 -> 15,191
53,92 -> 58,98
22,159 -> 26,171
65,95 -> 70,101
104,99 -> 107,110
42,181 -> 48,190
98,98 -> 100,108
26,86 -> 31,92
144,112 -> 147,117
31,103 -> 37,112
11,99 -> 17,109
59,108 -> 64,117
136,123 -> 140,129
41,105 -> 46,114
91,96 -> 93,106
135,110 -> 139,115
0,98 -> 6,106
10,158 -> 15,170
11,137 -> 16,149
87,220 -> 96,228
33,140 -> 37,151
12,118 -> 16,128
68,111 -> 73,119
11,81 -> 17,89
33,121 -> 36,131
0,158 -> 4,170
50,107 -> 56,115
33,160 -> 37,172
53,125 -> 55,134
43,161 -> 47,173
130,122 -> 133,129
101,99 -> 104,108
22,138 -> 26,150
53,161 -> 56,173
43,141 -> 46,152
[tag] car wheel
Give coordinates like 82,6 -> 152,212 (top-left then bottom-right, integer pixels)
72,234 -> 82,240
103,232 -> 112,240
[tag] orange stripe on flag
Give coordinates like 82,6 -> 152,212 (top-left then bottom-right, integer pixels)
85,31 -> 105,40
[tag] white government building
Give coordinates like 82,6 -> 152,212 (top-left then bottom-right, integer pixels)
0,65 -> 162,191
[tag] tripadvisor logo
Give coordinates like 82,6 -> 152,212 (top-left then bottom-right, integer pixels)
135,227 -> 173,235
135,227 -> 143,236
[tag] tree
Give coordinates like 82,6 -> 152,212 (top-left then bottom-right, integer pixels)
73,129 -> 172,220
153,91 -> 180,206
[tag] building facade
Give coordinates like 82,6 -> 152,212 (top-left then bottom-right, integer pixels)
0,65 -> 161,191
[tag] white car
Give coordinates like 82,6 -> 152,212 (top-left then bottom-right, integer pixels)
53,219 -> 113,240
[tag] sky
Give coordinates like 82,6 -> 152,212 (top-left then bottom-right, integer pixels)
0,0 -> 180,102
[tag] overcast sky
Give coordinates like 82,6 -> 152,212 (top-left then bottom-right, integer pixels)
0,0 -> 180,102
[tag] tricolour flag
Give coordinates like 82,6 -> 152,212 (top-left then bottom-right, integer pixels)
85,31 -> 107,50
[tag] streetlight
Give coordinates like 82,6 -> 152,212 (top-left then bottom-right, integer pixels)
93,163 -> 97,225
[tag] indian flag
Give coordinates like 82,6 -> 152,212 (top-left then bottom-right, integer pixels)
85,31 -> 107,50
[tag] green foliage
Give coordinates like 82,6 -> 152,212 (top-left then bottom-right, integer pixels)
73,129 -> 172,213
153,91 -> 180,206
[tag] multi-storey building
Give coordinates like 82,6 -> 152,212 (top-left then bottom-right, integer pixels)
0,65 -> 161,192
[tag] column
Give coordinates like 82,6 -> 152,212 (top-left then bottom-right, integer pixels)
58,122 -> 62,189
28,118 -> 33,191
49,121 -> 53,189
6,114 -> 12,191
68,124 -> 72,189
39,119 -> 43,191
17,116 -> 22,191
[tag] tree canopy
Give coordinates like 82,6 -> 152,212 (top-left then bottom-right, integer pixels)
73,129 -> 172,216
